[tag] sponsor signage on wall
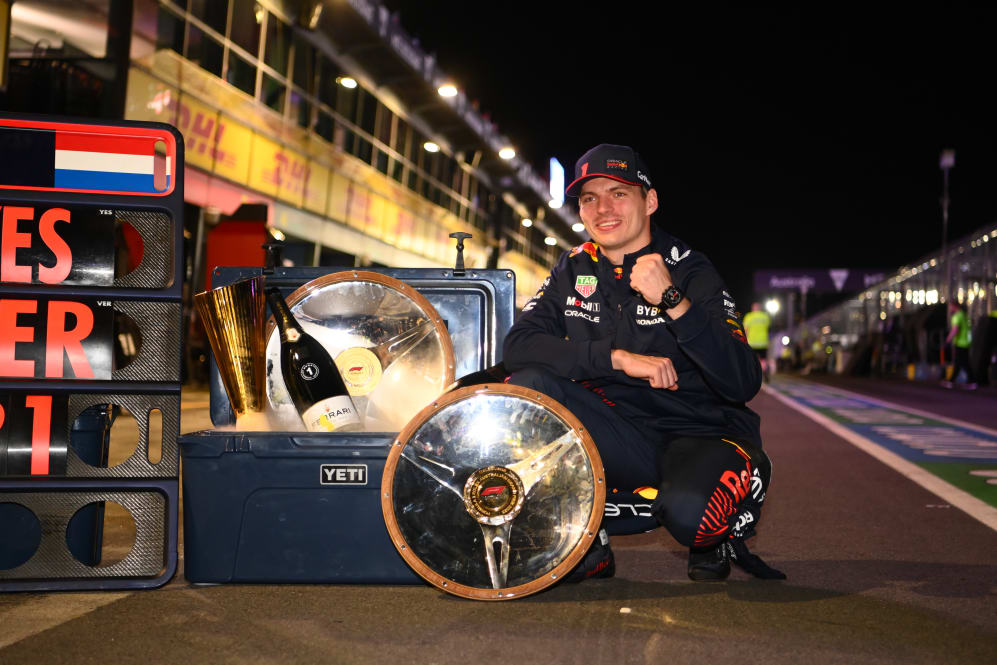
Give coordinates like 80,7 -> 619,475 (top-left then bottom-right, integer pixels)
754,269 -> 887,294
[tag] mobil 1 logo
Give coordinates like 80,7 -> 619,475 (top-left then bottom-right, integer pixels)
320,464 -> 368,485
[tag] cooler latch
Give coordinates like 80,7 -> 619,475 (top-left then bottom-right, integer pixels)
449,232 -> 472,276
262,240 -> 285,275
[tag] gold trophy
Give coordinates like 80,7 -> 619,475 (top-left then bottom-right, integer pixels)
194,276 -> 269,430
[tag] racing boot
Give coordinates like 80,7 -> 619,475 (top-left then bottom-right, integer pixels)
687,542 -> 730,581
563,527 -> 615,583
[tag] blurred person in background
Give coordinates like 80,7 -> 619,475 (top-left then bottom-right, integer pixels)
943,301 -> 977,389
743,302 -> 771,381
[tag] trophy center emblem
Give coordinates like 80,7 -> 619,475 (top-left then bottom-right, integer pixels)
335,347 -> 383,396
463,466 -> 525,525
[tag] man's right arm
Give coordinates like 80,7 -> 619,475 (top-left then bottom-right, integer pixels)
502,261 -> 615,380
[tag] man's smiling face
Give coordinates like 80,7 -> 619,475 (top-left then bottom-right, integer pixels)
577,177 -> 658,263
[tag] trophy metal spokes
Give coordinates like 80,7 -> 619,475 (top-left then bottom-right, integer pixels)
383,384 -> 606,600
375,318 -> 436,368
400,448 -> 463,500
479,522 -> 513,589
506,431 -> 578,499
398,433 -> 577,589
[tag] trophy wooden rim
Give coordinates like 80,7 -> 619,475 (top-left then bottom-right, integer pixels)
381,383 -> 607,601
264,270 -> 456,389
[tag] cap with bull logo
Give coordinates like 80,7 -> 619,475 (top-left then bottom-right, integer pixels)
565,144 -> 652,196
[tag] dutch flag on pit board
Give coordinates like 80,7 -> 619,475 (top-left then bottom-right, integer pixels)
54,132 -> 171,193
0,126 -> 170,194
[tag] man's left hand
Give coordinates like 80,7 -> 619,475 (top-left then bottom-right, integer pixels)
630,254 -> 671,305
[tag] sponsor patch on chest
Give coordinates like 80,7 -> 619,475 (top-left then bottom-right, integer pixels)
565,309 -> 600,323
575,275 -> 597,298
566,296 -> 600,312
635,303 -> 667,326
565,294 -> 601,322
664,246 -> 691,265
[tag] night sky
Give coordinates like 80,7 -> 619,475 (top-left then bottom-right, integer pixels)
382,3 -> 996,310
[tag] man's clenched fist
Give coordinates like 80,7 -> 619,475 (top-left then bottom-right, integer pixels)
611,349 -> 679,390
630,254 -> 671,305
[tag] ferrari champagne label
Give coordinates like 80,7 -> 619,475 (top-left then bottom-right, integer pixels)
301,395 -> 361,432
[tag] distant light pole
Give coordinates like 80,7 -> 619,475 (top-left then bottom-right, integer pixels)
764,298 -> 780,327
940,149 -> 955,302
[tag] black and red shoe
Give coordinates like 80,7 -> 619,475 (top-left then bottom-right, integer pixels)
563,528 -> 615,583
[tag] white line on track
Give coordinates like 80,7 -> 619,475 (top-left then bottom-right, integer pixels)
762,383 -> 997,533
777,381 -> 997,437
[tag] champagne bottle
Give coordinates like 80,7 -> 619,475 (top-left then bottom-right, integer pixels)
266,287 -> 363,432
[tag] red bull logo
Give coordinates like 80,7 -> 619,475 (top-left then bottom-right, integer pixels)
729,327 -> 748,344
569,241 -> 599,262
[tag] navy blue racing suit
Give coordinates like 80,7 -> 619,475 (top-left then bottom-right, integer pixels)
503,227 -> 770,546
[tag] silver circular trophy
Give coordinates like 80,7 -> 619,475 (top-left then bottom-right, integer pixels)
264,271 -> 455,431
382,384 -> 606,600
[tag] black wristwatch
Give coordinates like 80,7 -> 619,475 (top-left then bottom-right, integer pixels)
661,284 -> 684,309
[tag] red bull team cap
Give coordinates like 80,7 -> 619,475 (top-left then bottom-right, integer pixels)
564,144 -> 653,196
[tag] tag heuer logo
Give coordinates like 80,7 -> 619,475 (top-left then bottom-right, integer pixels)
320,464 -> 368,485
575,275 -> 597,298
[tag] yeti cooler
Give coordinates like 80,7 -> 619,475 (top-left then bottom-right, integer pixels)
178,264 -> 515,583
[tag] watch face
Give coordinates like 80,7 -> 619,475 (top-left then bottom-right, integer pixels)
663,285 -> 683,307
